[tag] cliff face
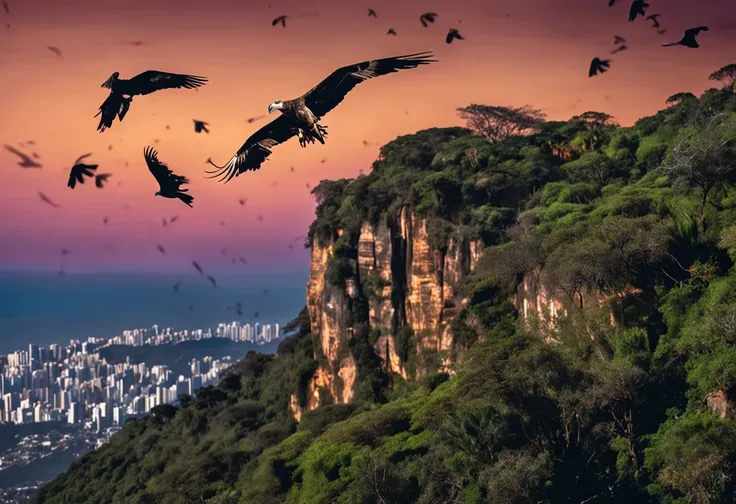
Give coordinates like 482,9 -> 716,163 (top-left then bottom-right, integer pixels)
293,206 -> 482,414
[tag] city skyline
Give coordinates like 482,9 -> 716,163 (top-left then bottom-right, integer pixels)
2,0 -> 736,271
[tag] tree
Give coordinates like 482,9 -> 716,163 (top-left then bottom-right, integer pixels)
457,104 -> 546,142
665,92 -> 697,107
708,63 -> 736,92
660,113 -> 736,227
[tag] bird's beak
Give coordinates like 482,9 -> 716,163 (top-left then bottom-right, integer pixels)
268,103 -> 276,114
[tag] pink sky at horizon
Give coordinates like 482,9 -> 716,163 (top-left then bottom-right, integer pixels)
1,0 -> 735,274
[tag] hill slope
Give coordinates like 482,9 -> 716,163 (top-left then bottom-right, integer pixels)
35,88 -> 736,503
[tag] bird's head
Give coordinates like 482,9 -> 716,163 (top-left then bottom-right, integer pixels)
101,72 -> 119,89
268,101 -> 284,114
155,191 -> 161,197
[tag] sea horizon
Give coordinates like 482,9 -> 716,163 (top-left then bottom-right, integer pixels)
0,270 -> 308,355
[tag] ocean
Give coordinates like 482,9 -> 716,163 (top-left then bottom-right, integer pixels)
0,271 -> 308,355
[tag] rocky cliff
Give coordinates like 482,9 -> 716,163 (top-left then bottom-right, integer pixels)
291,205 -> 483,418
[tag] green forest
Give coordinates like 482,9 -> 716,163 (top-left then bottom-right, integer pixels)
33,72 -> 736,503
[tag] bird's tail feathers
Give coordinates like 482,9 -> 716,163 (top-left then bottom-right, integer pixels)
177,193 -> 194,207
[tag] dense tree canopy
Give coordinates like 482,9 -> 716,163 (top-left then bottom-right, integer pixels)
33,85 -> 736,504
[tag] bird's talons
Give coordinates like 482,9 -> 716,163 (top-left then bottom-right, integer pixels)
316,124 -> 329,138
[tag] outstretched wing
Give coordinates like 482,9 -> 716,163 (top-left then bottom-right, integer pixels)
685,26 -> 709,37
205,115 -> 297,183
302,52 -> 437,119
589,58 -> 600,77
144,146 -> 185,188
126,71 -> 208,96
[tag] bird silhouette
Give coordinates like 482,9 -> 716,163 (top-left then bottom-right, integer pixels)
608,0 -> 617,6
629,0 -> 649,22
95,173 -> 112,188
663,26 -> 709,48
207,275 -> 218,288
157,244 -> 166,254
272,15 -> 287,27
192,261 -> 203,274
589,58 -> 611,77
239,257 -> 248,264
144,146 -> 194,207
102,216 -> 109,225
169,215 -> 180,223
613,35 -> 626,45
173,281 -> 182,292
38,192 -> 62,208
420,12 -> 438,27
368,8 -> 376,17
611,44 -> 628,54
657,28 -> 667,35
67,159 -> 98,189
247,115 -> 266,123
47,46 -> 63,58
4,145 -> 42,168
646,13 -> 661,29
446,28 -> 464,44
193,120 -> 209,133
387,28 -> 397,35
239,198 -> 247,206
1,1 -> 8,14
95,70 -> 207,132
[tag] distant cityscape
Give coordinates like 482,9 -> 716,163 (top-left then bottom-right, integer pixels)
0,321 -> 281,428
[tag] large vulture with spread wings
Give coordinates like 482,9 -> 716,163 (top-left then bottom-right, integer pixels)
95,70 -> 207,132
205,52 -> 437,183
144,146 -> 194,207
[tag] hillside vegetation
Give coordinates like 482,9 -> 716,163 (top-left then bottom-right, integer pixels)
34,84 -> 736,504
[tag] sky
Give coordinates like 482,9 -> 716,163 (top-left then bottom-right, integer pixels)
1,0 -> 735,275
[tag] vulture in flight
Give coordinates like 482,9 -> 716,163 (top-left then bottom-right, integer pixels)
663,26 -> 709,48
205,52 -> 436,183
95,70 -> 207,132
613,35 -> 626,45
420,12 -> 438,27
628,0 -> 649,22
589,58 -> 611,77
193,120 -> 210,133
144,146 -> 194,207
272,15 -> 287,27
67,155 -> 98,189
611,44 -> 627,54
95,173 -> 112,188
368,8 -> 377,17
387,28 -> 397,36
446,28 -> 463,44
646,13 -> 661,29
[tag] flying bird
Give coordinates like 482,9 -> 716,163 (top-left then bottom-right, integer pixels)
1,1 -> 8,14
95,70 -> 207,132
290,166 -> 295,172
205,52 -> 437,183
611,44 -> 627,54
387,28 -> 397,36
4,145 -> 42,168
95,173 -> 112,188
144,146 -> 194,207
173,281 -> 182,292
663,26 -> 709,48
646,13 -> 661,28
657,28 -> 667,35
247,115 -> 266,123
368,8 -> 376,17
102,216 -> 109,225
272,15 -> 287,27
206,275 -> 218,287
420,12 -> 438,27
169,215 -> 180,223
192,261 -> 203,274
162,217 -> 168,226
239,198 -> 247,206
589,58 -> 611,77
613,35 -> 626,45
38,192 -> 61,208
608,0 -> 617,5
629,0 -> 649,22
67,159 -> 98,189
239,257 -> 248,264
193,120 -> 210,133
446,28 -> 463,44
47,46 -> 63,58
157,244 -> 166,254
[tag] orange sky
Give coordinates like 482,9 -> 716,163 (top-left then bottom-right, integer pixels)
1,0 -> 735,273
